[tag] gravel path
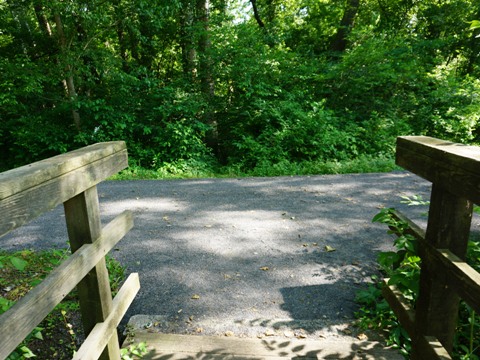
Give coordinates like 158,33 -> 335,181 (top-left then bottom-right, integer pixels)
1,172 -> 432,340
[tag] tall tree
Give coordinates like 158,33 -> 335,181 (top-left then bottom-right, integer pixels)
250,0 -> 265,28
330,0 -> 360,52
196,0 -> 218,151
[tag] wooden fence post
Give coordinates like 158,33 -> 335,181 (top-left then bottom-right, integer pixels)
64,186 -> 121,360
411,184 -> 473,358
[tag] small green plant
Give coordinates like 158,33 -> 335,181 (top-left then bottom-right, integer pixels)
1,249 -> 127,359
355,207 -> 419,356
120,342 -> 148,360
356,198 -> 480,359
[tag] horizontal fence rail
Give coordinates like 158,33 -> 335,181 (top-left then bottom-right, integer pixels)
0,142 -> 139,360
384,136 -> 480,359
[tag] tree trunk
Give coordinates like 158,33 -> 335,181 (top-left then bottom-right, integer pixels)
54,13 -> 81,131
34,4 -> 52,37
180,0 -> 197,80
330,0 -> 360,52
250,0 -> 265,28
196,0 -> 218,153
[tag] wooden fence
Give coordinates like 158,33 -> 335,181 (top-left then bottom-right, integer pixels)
0,142 -> 139,360
383,136 -> 480,359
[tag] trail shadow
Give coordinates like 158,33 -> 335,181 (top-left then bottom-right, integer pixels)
1,172 -> 431,350
124,333 -> 400,359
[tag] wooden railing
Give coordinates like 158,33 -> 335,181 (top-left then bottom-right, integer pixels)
383,136 -> 480,359
0,142 -> 139,360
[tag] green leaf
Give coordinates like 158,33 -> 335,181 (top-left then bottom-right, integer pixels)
32,328 -> 43,340
10,257 -> 27,271
19,346 -> 36,358
469,20 -> 480,30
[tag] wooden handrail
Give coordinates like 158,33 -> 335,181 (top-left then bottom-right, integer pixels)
383,136 -> 480,359
0,142 -> 138,360
0,141 -> 128,237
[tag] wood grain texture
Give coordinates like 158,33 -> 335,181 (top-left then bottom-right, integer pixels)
126,333 -> 403,359
64,187 -> 121,360
0,142 -> 126,200
73,273 -> 140,360
382,281 -> 451,359
415,337 -> 452,360
0,211 -> 133,360
427,249 -> 480,315
0,145 -> 127,237
396,136 -> 480,203
389,211 -> 480,316
381,280 -> 415,337
414,186 -> 472,353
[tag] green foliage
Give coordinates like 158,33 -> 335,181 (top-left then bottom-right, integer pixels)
1,0 -> 480,174
356,202 -> 480,359
1,249 -> 126,359
121,342 -> 148,360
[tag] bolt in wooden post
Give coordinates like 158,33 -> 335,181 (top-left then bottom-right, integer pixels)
64,186 -> 121,360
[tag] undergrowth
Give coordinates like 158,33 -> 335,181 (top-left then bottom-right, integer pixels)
355,197 -> 480,359
0,248 -> 130,359
110,155 -> 397,180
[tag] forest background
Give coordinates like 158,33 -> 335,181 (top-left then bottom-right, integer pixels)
1,0 -> 480,176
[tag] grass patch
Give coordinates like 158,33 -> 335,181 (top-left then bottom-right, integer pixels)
110,155 -> 398,180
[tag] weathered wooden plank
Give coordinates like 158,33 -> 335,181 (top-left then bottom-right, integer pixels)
64,187 -> 121,360
396,136 -> 480,202
414,336 -> 452,360
413,186 -> 472,353
0,210 -> 133,360
382,280 -> 451,359
389,209 -> 480,358
73,273 -> 140,360
0,141 -> 126,200
391,211 -> 480,315
381,280 -> 415,337
0,145 -> 127,237
427,249 -> 480,316
127,333 -> 402,360
388,209 -> 426,241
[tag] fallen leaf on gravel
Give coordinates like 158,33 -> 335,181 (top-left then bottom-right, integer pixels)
260,266 -> 269,271
191,294 -> 200,300
225,331 -> 234,337
343,328 -> 352,335
357,333 -> 368,340
284,330 -> 294,338
162,216 -> 170,222
295,330 -> 307,339
264,329 -> 275,336
302,243 -> 308,247
312,243 -> 318,246
196,327 -> 203,333
204,225 -> 212,228
324,245 -> 336,252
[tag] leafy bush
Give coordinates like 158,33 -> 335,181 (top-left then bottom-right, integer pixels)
356,202 -> 480,359
1,249 -> 127,359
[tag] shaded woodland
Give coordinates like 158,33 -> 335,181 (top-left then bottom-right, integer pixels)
1,0 -> 480,172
